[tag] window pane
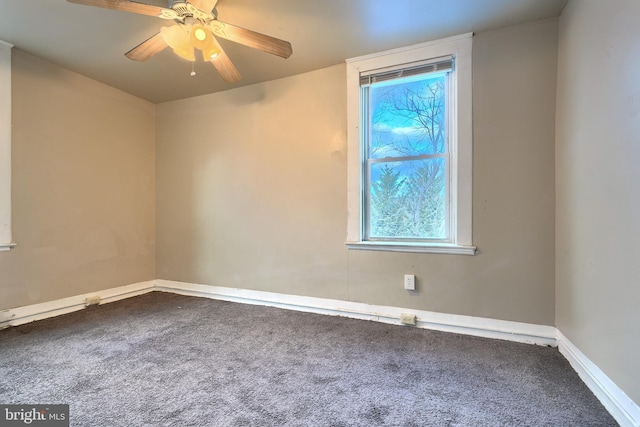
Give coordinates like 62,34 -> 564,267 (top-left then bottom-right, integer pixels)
368,158 -> 447,240
369,74 -> 447,159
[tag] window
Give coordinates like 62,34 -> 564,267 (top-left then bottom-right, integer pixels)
0,40 -> 14,252
345,34 -> 475,255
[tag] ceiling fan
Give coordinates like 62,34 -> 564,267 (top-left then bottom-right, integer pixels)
67,0 -> 293,83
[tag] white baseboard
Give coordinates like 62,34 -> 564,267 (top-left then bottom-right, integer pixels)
153,279 -> 558,347
2,278 -> 637,427
558,332 -> 640,427
0,281 -> 155,329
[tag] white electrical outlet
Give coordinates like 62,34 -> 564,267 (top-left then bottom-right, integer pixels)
85,295 -> 101,307
404,274 -> 416,290
400,313 -> 417,326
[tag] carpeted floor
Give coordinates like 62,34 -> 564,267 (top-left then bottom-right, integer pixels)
0,292 -> 617,426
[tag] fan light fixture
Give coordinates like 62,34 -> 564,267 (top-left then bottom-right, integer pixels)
160,23 -> 219,62
190,24 -> 220,60
160,25 -> 194,61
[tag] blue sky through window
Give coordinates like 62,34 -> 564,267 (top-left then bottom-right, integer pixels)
369,73 -> 447,159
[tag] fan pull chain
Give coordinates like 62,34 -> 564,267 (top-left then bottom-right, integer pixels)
190,62 -> 196,77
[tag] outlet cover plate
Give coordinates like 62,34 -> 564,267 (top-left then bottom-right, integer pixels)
400,313 -> 417,326
85,295 -> 101,306
404,274 -> 416,290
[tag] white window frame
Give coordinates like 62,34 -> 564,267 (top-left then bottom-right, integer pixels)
0,40 -> 14,251
345,33 -> 475,255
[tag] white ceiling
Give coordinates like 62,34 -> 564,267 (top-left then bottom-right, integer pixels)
0,0 -> 567,103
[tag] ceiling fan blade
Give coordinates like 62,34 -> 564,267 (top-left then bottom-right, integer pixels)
67,0 -> 166,18
208,20 -> 292,59
188,0 -> 219,13
209,41 -> 241,83
125,32 -> 167,62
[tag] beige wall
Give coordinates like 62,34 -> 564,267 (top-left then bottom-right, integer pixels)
0,50 -> 156,310
556,0 -> 640,404
157,18 -> 558,325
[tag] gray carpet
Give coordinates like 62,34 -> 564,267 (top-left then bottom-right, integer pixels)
0,292 -> 617,426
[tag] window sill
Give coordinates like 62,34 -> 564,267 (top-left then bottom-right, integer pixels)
345,241 -> 477,255
0,242 -> 16,252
